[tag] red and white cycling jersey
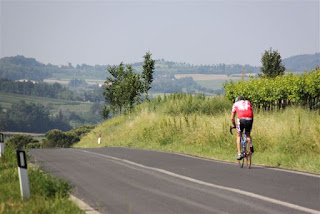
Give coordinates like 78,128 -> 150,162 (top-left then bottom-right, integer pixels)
232,100 -> 253,119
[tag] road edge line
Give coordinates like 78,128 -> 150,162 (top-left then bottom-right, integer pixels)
69,194 -> 101,214
102,146 -> 320,178
78,149 -> 320,214
29,162 -> 101,214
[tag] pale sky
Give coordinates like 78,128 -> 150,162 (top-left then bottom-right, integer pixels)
1,0 -> 319,66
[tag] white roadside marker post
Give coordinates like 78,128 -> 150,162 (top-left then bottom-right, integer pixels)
17,150 -> 30,201
0,133 -> 4,158
98,133 -> 101,144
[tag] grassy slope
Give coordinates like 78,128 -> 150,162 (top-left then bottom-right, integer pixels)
75,96 -> 320,174
0,146 -> 84,213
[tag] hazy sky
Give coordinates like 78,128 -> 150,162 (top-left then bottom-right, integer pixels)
1,0 -> 319,66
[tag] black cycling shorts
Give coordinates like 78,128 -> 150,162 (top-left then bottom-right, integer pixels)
236,118 -> 253,134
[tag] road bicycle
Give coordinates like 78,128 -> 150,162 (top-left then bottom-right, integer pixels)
229,126 -> 252,169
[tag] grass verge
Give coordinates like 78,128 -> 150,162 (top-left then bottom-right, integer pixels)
75,95 -> 320,174
0,146 -> 84,214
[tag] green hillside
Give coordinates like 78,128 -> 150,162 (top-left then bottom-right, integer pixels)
75,94 -> 320,174
0,92 -> 93,114
0,92 -> 102,129
1,54 -> 318,96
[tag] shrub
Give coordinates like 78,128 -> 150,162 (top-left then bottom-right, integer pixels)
42,130 -> 74,148
42,125 -> 95,148
5,134 -> 38,149
66,125 -> 95,138
26,142 -> 42,149
29,169 -> 72,198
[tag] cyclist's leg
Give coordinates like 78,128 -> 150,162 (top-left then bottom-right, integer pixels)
236,118 -> 242,154
236,119 -> 244,159
245,119 -> 253,151
246,132 -> 252,154
246,132 -> 252,146
236,132 -> 241,154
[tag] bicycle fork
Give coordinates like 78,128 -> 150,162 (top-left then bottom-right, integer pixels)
241,134 -> 247,157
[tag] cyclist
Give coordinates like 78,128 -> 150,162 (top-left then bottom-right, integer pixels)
231,96 -> 254,160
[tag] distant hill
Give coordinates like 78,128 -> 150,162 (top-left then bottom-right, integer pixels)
282,53 -> 320,73
0,55 -> 53,81
0,53 -> 318,82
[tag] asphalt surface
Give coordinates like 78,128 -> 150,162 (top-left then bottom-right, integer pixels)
29,147 -> 320,214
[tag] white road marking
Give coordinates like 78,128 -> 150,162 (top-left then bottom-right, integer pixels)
70,195 -> 102,214
111,146 -> 320,178
77,149 -> 320,214
29,161 -> 101,214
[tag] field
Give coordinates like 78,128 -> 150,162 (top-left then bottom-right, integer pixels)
75,94 -> 320,174
174,74 -> 233,80
0,92 -> 94,115
196,80 -> 228,90
175,74 -> 254,91
43,78 -> 105,86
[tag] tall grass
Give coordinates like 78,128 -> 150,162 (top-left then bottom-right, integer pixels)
0,146 -> 84,213
76,94 -> 320,173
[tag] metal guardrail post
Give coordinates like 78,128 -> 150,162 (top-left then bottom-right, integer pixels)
17,150 -> 30,200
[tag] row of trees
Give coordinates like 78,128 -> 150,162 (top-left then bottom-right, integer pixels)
224,70 -> 320,110
102,52 -> 155,116
0,101 -> 71,132
0,78 -> 77,100
0,78 -> 105,102
5,125 -> 95,149
224,49 -> 320,110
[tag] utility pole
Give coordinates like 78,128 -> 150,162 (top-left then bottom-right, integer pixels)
241,67 -> 245,81
0,133 -> 4,158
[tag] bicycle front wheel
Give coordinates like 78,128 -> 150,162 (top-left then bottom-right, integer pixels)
248,151 -> 252,169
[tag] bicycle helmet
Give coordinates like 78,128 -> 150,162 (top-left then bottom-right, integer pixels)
235,96 -> 244,102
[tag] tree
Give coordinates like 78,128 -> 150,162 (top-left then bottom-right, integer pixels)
103,63 -> 143,114
142,52 -> 155,101
103,52 -> 155,117
2,100 -> 71,132
260,48 -> 286,78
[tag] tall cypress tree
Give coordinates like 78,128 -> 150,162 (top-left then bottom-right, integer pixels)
142,51 -> 155,101
260,48 -> 286,78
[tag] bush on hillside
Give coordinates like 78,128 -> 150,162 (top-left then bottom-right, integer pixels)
42,125 -> 95,148
42,130 -> 76,148
6,134 -> 39,149
66,125 -> 95,138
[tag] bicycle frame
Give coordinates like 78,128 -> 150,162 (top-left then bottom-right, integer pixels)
230,126 -> 252,168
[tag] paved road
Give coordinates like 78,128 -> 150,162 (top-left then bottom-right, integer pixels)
29,147 -> 320,214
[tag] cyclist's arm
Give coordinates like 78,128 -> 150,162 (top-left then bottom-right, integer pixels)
231,112 -> 236,128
